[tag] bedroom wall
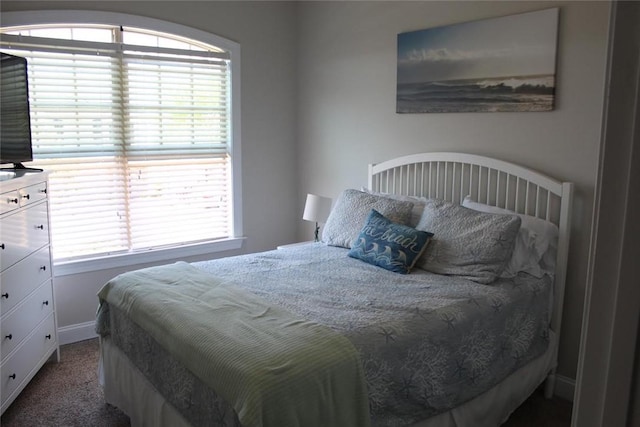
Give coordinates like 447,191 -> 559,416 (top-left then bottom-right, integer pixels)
1,1 -> 299,333
295,0 -> 610,388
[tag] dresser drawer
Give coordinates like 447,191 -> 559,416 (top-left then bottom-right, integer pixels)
0,247 -> 51,316
0,201 -> 50,272
1,313 -> 56,412
0,190 -> 21,216
18,182 -> 48,208
1,281 -> 54,361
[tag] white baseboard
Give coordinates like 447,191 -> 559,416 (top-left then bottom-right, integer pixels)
554,374 -> 576,402
58,321 -> 98,345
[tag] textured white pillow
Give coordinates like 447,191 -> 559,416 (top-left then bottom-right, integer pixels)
360,188 -> 427,227
416,199 -> 521,284
462,196 -> 559,277
322,189 -> 414,249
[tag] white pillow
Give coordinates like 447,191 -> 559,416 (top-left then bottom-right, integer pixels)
415,199 -> 522,284
360,188 -> 427,227
322,189 -> 414,249
462,196 -> 558,277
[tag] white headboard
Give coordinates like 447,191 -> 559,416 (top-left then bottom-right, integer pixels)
368,152 -> 573,396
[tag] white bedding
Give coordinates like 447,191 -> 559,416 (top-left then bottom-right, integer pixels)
97,244 -> 554,426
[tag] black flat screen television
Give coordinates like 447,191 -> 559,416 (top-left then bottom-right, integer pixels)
1,52 -> 34,169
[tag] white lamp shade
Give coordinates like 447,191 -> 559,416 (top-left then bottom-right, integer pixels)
303,194 -> 332,224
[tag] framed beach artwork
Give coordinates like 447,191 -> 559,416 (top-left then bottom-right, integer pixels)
396,8 -> 559,113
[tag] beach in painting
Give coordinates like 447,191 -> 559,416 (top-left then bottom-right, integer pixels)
397,74 -> 555,113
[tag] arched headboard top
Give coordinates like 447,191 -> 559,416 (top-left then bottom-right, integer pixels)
368,152 -> 572,225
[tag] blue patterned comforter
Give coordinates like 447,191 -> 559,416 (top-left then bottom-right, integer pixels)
99,243 -> 552,426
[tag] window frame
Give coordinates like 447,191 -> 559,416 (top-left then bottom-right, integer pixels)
1,10 -> 244,276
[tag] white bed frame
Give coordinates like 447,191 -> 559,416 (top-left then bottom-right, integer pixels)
369,152 -> 574,400
100,152 -> 574,427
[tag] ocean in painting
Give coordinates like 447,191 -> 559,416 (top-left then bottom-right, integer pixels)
396,75 -> 555,113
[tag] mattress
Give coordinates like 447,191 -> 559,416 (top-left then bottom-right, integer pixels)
97,243 -> 553,427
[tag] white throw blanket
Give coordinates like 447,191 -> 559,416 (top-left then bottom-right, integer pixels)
97,262 -> 371,427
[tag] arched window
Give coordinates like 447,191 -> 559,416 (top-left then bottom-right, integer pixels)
1,12 -> 242,271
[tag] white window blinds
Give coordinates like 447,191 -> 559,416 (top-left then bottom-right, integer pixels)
1,27 -> 234,261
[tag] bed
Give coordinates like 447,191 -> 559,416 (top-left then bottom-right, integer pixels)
96,152 -> 573,427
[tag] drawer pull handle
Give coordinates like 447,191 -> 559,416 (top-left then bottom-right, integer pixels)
43,300 -> 49,306
9,198 -> 18,204
0,243 -> 4,250
36,224 -> 45,230
39,188 -> 47,194
46,334 -> 52,340
5,334 -> 12,340
1,293 -> 8,299
40,265 -> 47,271
22,194 -> 30,200
9,374 -> 16,380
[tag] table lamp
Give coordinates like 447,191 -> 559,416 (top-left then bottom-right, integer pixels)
303,193 -> 332,242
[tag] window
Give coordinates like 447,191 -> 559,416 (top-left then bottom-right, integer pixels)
1,12 -> 242,273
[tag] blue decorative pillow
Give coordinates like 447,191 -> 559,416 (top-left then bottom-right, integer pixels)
348,209 -> 433,274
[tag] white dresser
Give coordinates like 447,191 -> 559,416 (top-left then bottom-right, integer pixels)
0,169 -> 59,414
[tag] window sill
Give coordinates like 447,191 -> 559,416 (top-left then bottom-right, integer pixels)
53,237 -> 245,277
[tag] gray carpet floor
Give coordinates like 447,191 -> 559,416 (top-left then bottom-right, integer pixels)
1,338 -> 572,426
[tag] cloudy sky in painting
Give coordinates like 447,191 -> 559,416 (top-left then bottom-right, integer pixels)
397,8 -> 558,84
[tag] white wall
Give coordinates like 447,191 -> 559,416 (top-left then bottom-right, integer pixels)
295,0 -> 610,383
1,1 -> 300,330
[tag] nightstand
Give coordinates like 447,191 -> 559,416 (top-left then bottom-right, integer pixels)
277,241 -> 314,250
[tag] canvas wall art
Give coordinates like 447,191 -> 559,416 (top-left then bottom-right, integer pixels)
396,8 -> 559,113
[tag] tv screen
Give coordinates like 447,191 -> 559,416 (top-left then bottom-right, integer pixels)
1,52 -> 33,168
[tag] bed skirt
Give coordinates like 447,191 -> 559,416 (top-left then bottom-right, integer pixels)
98,331 -> 556,427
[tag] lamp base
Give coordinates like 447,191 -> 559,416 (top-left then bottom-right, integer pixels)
314,222 -> 320,242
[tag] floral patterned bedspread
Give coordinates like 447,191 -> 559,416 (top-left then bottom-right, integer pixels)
98,244 -> 552,427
